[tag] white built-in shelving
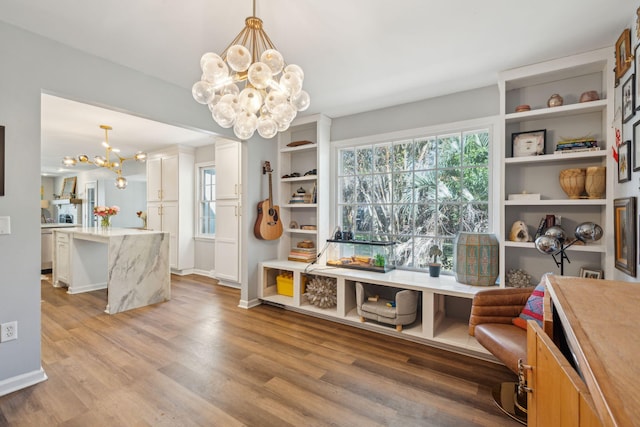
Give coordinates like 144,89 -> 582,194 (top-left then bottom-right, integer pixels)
499,47 -> 615,282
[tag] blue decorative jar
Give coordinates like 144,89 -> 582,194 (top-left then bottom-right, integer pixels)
454,232 -> 499,286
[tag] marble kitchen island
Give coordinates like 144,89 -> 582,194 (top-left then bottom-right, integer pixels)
52,227 -> 170,314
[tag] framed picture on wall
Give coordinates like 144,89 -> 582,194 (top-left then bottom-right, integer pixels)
614,197 -> 636,277
618,140 -> 631,183
616,28 -> 632,83
635,44 -> 640,110
0,126 -> 4,197
622,74 -> 635,123
634,120 -> 640,172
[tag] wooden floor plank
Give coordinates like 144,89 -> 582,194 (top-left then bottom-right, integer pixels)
0,274 -> 520,426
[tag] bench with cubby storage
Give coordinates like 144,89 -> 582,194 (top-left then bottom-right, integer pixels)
259,259 -> 496,360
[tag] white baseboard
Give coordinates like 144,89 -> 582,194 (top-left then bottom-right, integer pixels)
170,268 -> 195,276
0,367 -> 48,397
67,282 -> 107,294
238,298 -> 261,309
192,268 -> 216,278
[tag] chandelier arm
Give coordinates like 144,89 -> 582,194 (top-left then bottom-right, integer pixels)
257,28 -> 277,52
221,27 -> 250,59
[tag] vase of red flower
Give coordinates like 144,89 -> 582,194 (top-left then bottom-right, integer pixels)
94,205 -> 120,229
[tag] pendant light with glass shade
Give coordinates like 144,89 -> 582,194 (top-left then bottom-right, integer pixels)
62,125 -> 147,190
192,0 -> 310,140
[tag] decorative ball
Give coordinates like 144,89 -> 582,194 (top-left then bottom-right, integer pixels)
279,72 -> 302,96
192,81 -> 215,105
260,49 -> 284,75
247,62 -> 272,89
226,45 -> 251,72
284,64 -> 304,81
257,115 -> 278,139
291,90 -> 310,111
238,88 -> 263,114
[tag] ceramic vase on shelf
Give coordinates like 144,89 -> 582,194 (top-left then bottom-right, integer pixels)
585,166 -> 606,199
559,168 -> 586,199
454,232 -> 499,286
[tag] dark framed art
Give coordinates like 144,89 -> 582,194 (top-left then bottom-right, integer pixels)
614,197 -> 636,277
622,74 -> 635,123
634,120 -> 640,171
635,44 -> 640,110
511,129 -> 546,157
0,126 -> 4,197
618,140 -> 631,183
616,28 -> 632,83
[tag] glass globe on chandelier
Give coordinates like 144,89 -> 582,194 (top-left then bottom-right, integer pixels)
62,125 -> 147,190
192,0 -> 310,140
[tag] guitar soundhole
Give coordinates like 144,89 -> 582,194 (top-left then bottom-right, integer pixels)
269,208 -> 278,222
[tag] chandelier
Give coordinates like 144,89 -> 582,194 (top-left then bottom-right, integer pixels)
191,0 -> 310,140
62,125 -> 147,190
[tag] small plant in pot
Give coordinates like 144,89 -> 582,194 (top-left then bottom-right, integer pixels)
428,244 -> 442,277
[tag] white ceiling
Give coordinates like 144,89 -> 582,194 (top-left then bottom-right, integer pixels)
0,1 -> 636,175
40,94 -> 217,176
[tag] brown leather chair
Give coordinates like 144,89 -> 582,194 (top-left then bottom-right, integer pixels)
469,287 -> 533,425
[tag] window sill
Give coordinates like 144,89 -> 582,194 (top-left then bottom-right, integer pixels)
195,236 -> 215,242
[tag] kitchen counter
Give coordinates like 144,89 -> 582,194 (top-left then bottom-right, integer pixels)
41,223 -> 77,229
52,226 -> 170,314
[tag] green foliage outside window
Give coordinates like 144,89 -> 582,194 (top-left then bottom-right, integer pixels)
337,129 -> 490,272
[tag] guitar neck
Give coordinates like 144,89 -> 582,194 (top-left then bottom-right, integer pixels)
268,172 -> 274,206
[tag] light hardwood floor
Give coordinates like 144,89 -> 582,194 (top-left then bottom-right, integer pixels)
0,274 -> 519,426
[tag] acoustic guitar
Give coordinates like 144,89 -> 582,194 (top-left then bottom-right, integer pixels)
254,161 -> 283,240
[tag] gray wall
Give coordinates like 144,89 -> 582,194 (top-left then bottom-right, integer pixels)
331,85 -> 499,141
612,11 -> 640,282
0,20 -> 240,389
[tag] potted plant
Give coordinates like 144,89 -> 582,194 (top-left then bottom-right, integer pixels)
428,244 -> 442,277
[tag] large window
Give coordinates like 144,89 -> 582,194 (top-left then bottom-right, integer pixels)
337,128 -> 490,271
197,163 -> 216,236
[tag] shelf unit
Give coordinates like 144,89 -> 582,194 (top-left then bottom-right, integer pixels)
276,114 -> 331,261
498,48 -> 615,283
259,260 -> 492,359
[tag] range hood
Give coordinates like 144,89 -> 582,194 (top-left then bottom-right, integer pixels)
50,198 -> 82,205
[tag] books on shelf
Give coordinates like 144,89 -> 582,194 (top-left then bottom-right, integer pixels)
555,138 -> 599,154
554,146 -> 600,154
287,246 -> 317,262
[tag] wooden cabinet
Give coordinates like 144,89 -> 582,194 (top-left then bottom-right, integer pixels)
534,276 -> 640,426
527,321 -> 601,427
214,139 -> 242,284
276,114 -> 331,262
498,48 -> 614,283
146,146 -> 194,273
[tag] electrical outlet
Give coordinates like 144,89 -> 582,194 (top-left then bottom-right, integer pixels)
0,321 -> 18,342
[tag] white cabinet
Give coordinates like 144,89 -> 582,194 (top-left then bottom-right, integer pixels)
41,229 -> 53,271
276,114 -> 331,262
214,200 -> 240,282
53,232 -> 70,286
259,260 -> 490,359
215,140 -> 241,199
498,48 -> 614,283
146,146 -> 194,273
214,139 -> 242,284
147,155 -> 178,202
